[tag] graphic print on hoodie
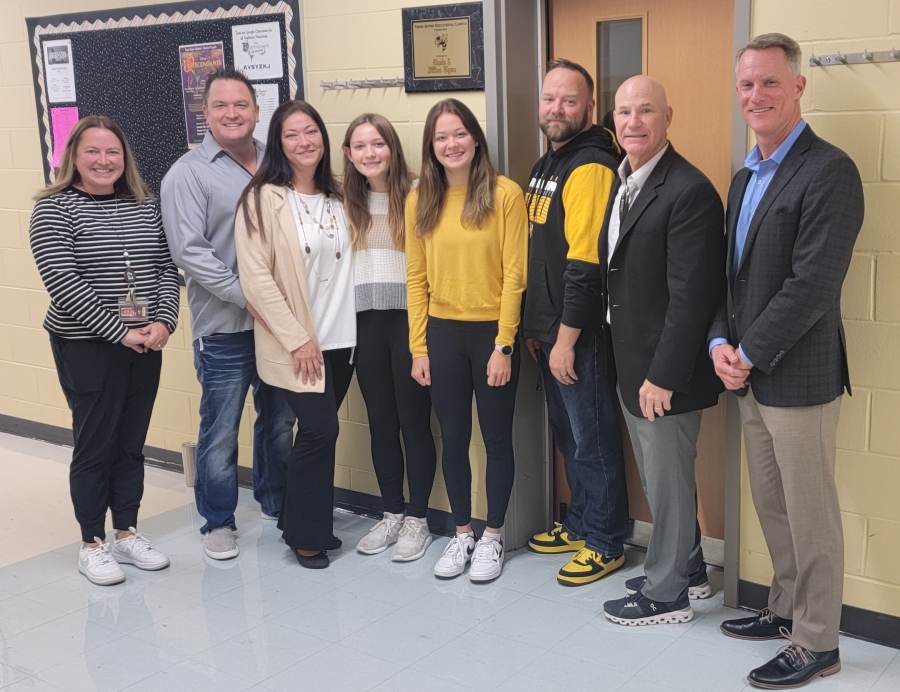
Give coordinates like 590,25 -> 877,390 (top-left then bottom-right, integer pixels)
523,125 -> 621,345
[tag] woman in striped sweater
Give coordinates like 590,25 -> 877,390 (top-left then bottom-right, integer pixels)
29,115 -> 180,586
342,114 -> 437,562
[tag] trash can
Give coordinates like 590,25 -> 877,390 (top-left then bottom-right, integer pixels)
181,441 -> 197,487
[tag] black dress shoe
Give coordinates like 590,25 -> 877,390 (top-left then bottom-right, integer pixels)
293,549 -> 329,569
721,608 -> 792,640
747,645 -> 840,689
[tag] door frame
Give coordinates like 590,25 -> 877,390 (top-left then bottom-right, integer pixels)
481,0 -> 750,608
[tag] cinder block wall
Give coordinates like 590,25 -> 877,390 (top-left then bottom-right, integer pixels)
0,0 -> 487,518
739,0 -> 900,616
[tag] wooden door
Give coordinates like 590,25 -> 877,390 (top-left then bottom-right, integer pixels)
549,0 -> 734,544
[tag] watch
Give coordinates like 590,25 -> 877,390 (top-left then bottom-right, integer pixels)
495,344 -> 513,356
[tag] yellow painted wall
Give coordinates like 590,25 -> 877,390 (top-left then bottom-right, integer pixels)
740,1 -> 900,616
0,0 -> 487,518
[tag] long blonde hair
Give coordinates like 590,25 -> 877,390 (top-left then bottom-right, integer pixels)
35,115 -> 153,203
414,99 -> 497,238
342,114 -> 413,251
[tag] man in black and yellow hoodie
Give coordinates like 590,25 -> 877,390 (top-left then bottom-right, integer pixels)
523,59 -> 630,586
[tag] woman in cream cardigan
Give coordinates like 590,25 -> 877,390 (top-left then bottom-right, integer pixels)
236,100 -> 354,570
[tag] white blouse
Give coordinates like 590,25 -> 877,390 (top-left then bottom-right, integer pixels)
287,190 -> 356,351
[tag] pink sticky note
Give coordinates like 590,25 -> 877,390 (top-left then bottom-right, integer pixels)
50,107 -> 80,168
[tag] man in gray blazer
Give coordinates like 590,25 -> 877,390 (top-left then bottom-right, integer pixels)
709,33 -> 864,690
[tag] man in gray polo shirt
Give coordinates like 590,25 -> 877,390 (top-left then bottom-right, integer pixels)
161,67 -> 294,560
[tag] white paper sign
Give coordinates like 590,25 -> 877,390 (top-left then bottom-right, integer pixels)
253,83 -> 281,144
43,39 -> 77,103
232,22 -> 283,80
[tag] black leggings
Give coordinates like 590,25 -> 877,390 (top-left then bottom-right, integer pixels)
50,337 -> 162,544
356,310 -> 436,518
277,348 -> 354,551
426,317 -> 520,528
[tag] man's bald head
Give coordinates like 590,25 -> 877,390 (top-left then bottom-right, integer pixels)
614,75 -> 673,170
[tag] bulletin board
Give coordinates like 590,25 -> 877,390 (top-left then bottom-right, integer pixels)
25,0 -> 303,195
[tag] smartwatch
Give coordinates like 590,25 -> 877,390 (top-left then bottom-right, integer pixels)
495,344 -> 513,356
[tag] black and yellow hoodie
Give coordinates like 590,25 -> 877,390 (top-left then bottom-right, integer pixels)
523,125 -> 620,344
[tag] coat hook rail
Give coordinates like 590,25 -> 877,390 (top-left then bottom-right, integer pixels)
809,48 -> 900,66
319,77 -> 404,90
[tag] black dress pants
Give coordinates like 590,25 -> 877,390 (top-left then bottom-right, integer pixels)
50,336 -> 162,543
277,348 -> 354,551
426,317 -> 519,528
356,310 -> 436,518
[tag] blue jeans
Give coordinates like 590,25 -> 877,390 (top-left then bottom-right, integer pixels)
192,330 -> 295,533
539,331 -> 629,556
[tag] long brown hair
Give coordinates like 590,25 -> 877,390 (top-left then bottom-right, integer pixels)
342,114 -> 413,251
414,99 -> 497,238
35,115 -> 153,203
239,100 -> 341,239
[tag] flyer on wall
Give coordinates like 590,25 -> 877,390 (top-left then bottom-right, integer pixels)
43,39 -> 77,103
252,83 -> 280,144
232,22 -> 283,80
179,42 -> 225,148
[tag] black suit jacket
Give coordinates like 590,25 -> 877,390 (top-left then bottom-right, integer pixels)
603,145 -> 726,417
708,124 -> 864,407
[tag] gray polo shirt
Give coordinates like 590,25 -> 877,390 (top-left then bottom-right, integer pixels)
160,132 -> 264,342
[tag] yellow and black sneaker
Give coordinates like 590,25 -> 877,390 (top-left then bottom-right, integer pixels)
557,549 -> 624,586
527,523 -> 585,554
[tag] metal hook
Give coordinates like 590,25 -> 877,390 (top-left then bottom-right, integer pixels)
809,53 -> 820,65
835,51 -> 847,63
863,49 -> 873,61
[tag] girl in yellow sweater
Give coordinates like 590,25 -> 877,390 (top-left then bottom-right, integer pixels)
406,99 -> 528,582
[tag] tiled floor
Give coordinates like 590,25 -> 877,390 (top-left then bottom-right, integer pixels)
1,434 -> 898,692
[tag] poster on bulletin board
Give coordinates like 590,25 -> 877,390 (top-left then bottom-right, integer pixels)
25,0 -> 303,195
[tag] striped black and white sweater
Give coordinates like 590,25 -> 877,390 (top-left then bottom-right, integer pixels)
354,191 -> 407,312
29,187 -> 180,342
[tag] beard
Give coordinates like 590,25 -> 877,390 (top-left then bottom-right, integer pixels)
539,108 -> 590,143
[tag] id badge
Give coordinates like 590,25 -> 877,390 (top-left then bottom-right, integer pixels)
118,295 -> 149,322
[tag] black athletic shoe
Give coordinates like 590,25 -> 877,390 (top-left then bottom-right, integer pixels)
625,562 -> 712,599
603,591 -> 693,626
747,645 -> 840,689
721,608 -> 793,641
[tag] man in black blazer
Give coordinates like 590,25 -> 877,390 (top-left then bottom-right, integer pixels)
600,76 -> 725,627
710,34 -> 864,690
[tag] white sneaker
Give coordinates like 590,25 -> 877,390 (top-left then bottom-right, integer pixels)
204,527 -> 239,560
78,539 -> 126,586
433,532 -> 476,578
112,528 -> 170,571
357,512 -> 404,555
469,533 -> 504,582
392,516 -> 433,562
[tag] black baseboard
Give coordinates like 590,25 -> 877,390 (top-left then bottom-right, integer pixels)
739,579 -> 900,650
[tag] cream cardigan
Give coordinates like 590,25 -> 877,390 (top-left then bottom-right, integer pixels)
235,183 -> 325,393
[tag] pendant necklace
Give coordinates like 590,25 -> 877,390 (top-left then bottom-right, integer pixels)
291,186 -> 342,283
87,192 -> 138,286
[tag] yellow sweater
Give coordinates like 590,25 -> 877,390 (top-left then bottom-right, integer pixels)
405,175 -> 528,358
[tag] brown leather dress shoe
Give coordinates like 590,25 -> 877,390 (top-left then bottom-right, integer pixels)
747,645 -> 840,689
721,607 -> 792,640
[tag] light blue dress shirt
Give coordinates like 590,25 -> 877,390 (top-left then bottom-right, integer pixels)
709,119 -> 808,367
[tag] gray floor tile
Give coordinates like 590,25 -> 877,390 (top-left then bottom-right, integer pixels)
875,650 -> 900,690
256,643 -> 403,692
341,607 -> 469,666
270,589 -> 396,643
20,574 -> 119,616
33,635 -> 182,692
0,610 -> 120,675
210,569 -> 334,619
406,576 -> 524,628
288,549 -> 384,589
412,629 -> 543,692
743,676 -> 873,692
552,616 -> 680,675
682,604 -> 788,659
129,601 -> 263,658
120,660 -> 253,692
369,667 -> 480,692
190,621 -> 330,684
475,593 -> 597,649
839,635 -> 900,688
0,664 -> 31,690
617,680 -> 683,692
0,589 -> 14,603
0,594 -> 68,638
490,550 -> 560,594
1,678 -> 66,692
341,559 -> 444,606
636,633 -> 769,692
81,582 -> 206,635
493,650 -> 631,692
0,552 -> 72,596
135,558 -> 276,601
